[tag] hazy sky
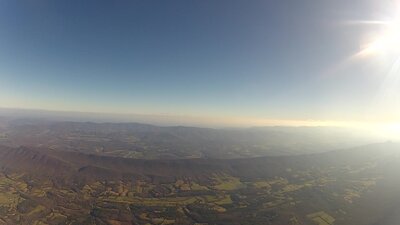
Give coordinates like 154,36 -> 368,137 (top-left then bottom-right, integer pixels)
1,0 -> 399,125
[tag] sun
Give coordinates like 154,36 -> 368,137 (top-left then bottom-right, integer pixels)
361,19 -> 400,56
346,2 -> 400,132
357,2 -> 400,58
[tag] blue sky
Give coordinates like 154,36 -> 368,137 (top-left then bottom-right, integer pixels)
0,0 -> 399,125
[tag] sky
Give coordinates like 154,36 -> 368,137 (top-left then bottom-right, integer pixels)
0,0 -> 400,127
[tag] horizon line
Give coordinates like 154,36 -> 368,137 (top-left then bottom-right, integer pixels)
0,106 -> 394,129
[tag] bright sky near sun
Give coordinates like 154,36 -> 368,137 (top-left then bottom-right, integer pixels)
0,0 -> 400,128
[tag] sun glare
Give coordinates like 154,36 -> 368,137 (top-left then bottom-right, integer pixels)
362,19 -> 400,56
355,2 -> 400,58
345,2 -> 400,125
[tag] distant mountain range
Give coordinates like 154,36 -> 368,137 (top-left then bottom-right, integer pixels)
0,118 -> 385,159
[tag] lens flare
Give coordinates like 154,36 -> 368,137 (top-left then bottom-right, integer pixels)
341,2 -> 400,124
359,19 -> 400,57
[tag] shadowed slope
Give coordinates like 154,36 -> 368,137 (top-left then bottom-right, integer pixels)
0,142 -> 398,183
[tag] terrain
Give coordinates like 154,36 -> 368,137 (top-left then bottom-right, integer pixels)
0,118 -> 398,225
0,142 -> 399,224
0,118 -> 382,159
